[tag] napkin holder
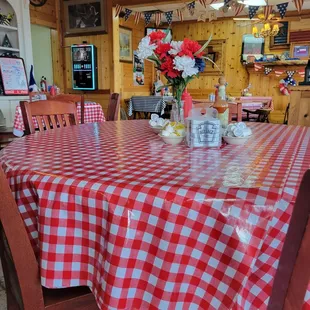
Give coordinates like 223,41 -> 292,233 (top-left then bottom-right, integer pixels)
186,107 -> 221,148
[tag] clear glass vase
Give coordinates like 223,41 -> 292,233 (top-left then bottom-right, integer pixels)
170,100 -> 184,123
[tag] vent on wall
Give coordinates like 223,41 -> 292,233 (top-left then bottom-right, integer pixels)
290,31 -> 310,43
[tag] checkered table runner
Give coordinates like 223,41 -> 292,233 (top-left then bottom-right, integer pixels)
1,121 -> 310,310
128,96 -> 167,116
13,101 -> 105,132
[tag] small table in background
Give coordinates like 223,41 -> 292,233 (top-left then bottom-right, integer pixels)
13,101 -> 105,137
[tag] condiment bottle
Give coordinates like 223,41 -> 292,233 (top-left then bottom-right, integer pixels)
213,97 -> 229,128
182,88 -> 193,119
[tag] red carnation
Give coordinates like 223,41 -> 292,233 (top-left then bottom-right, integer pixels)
179,38 -> 204,58
155,43 -> 171,59
149,31 -> 166,43
160,57 -> 180,78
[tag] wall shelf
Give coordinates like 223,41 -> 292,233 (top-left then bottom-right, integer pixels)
0,46 -> 19,52
246,60 -> 308,67
0,24 -> 18,32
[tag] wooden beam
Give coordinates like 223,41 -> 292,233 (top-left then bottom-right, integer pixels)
112,0 -> 184,7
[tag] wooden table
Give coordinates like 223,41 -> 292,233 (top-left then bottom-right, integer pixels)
0,127 -> 15,149
1,121 -> 310,309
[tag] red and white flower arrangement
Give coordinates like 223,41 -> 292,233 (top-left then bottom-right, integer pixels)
137,31 -> 214,111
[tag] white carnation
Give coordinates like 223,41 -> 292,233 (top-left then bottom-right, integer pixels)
173,56 -> 199,78
169,41 -> 183,55
137,36 -> 156,60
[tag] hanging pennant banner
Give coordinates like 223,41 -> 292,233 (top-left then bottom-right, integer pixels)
254,63 -> 263,71
124,8 -> 132,21
249,6 -> 260,19
285,71 -> 297,86
209,10 -> 217,21
144,12 -> 153,26
155,12 -> 162,27
298,69 -> 305,78
264,67 -> 273,75
293,0 -> 304,12
115,4 -> 123,17
134,11 -> 142,24
275,70 -> 284,77
199,0 -> 207,8
264,5 -> 273,20
233,3 -> 245,16
165,11 -> 173,25
187,1 -> 196,16
277,2 -> 289,19
177,8 -> 184,22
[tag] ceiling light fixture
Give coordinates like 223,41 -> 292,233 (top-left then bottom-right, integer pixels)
252,23 -> 280,38
210,0 -> 266,10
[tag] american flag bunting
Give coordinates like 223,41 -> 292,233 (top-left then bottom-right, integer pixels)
277,2 -> 289,19
144,12 -> 153,26
199,0 -> 207,8
264,67 -> 273,75
275,70 -> 284,77
124,8 -> 132,21
249,6 -> 260,19
165,11 -> 173,25
134,12 -> 142,24
177,9 -> 184,22
254,63 -> 263,71
187,1 -> 196,16
233,3 -> 246,16
293,0 -> 304,12
155,12 -> 162,27
115,4 -> 123,17
264,5 -> 273,20
298,69 -> 305,78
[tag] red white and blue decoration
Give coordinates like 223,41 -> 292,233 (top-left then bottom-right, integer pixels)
264,67 -> 273,75
277,2 -> 289,19
249,6 -> 260,19
285,71 -> 297,86
114,0 -> 305,26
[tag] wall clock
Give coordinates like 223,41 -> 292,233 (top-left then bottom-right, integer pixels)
30,0 -> 47,7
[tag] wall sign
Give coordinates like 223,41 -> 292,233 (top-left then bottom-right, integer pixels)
0,57 -> 28,95
71,44 -> 98,91
270,21 -> 289,49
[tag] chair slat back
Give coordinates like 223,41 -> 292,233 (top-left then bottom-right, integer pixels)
107,93 -> 120,121
268,170 -> 310,310
0,167 -> 44,309
47,94 -> 85,124
20,100 -> 78,135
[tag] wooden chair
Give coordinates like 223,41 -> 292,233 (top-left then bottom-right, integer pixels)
47,94 -> 85,124
268,170 -> 310,310
107,93 -> 120,121
20,100 -> 78,135
228,102 -> 242,122
0,166 -> 99,310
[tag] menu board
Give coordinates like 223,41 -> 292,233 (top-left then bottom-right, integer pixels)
0,57 -> 29,95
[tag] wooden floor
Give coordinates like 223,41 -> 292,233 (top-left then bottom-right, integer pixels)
0,262 -> 6,310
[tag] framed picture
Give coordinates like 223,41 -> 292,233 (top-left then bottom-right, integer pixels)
198,39 -> 225,75
241,34 -> 264,61
119,26 -> 133,63
145,27 -> 172,38
290,42 -> 310,60
270,21 -> 290,49
63,0 -> 107,37
0,57 -> 29,95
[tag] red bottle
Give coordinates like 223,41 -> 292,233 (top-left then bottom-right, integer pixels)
182,88 -> 193,118
50,86 -> 56,96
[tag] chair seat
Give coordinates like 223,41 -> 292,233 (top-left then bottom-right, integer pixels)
43,286 -> 98,309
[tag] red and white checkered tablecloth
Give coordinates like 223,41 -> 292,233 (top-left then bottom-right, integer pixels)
1,121 -> 310,310
13,101 -> 105,133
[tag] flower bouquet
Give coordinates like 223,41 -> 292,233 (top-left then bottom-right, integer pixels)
137,31 -> 215,122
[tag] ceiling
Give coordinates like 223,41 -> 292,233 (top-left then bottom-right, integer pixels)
127,0 -> 310,21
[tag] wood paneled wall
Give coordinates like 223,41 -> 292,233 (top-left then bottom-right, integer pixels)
30,0 -> 57,29
119,17 -> 153,109
172,18 -> 310,123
